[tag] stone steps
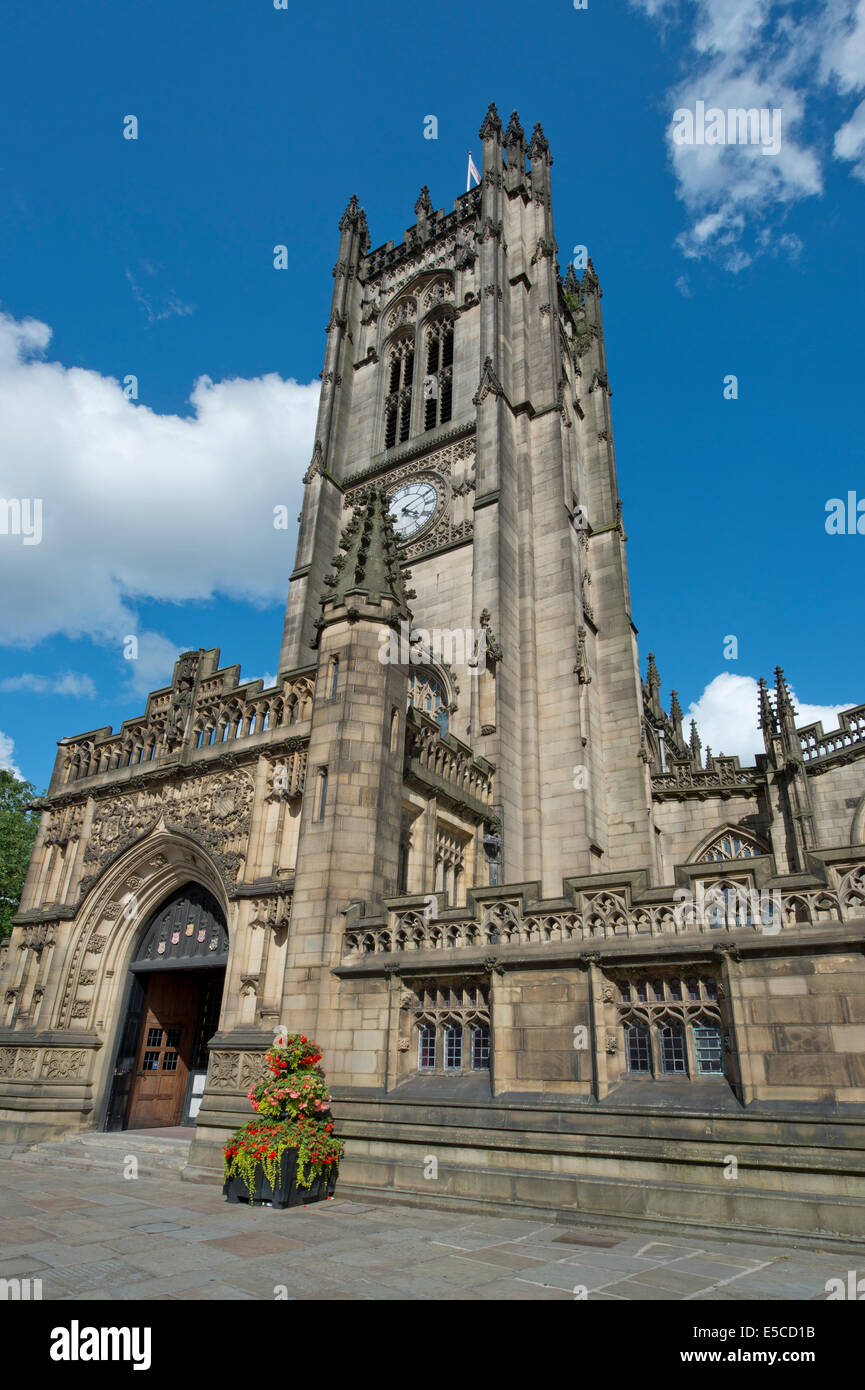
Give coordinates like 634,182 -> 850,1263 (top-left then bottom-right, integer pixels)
27,1130 -> 192,1177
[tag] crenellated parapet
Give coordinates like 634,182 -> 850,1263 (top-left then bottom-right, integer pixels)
799,702 -> 865,768
54,648 -> 316,791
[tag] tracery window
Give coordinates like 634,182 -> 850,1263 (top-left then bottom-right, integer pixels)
407,978 -> 490,1076
614,971 -> 725,1078
384,337 -> 414,449
423,317 -> 454,431
408,669 -> 449,735
699,830 -> 766,862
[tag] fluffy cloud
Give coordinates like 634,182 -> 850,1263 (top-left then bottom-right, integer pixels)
0,730 -> 22,778
682,672 -> 856,763
0,312 -> 320,676
631,0 -> 865,265
0,672 -> 97,697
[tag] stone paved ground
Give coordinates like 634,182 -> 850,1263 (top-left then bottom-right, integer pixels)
0,1155 -> 861,1301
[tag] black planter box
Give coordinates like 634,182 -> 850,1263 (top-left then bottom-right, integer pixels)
223,1146 -> 338,1209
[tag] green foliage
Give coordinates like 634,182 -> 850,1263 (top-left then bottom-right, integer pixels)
223,1033 -> 344,1201
0,770 -> 41,939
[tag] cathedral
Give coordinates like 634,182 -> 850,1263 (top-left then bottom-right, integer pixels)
2,105 -> 864,1242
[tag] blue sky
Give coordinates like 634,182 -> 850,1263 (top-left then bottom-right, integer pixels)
2,0 -> 864,790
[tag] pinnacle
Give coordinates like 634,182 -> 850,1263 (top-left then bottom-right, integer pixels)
319,487 -> 412,621
479,102 -> 502,139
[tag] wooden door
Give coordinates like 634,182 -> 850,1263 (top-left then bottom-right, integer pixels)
126,973 -> 199,1129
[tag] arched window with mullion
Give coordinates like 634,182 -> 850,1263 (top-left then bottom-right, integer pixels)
384,337 -> 414,449
423,317 -> 454,432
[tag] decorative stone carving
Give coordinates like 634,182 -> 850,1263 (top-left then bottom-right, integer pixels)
239,1053 -> 268,1088
80,769 -> 255,898
208,1052 -> 241,1089
18,924 -> 55,952
42,1050 -> 88,1079
13,1049 -> 38,1078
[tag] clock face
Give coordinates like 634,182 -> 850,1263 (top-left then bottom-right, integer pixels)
388,481 -> 439,539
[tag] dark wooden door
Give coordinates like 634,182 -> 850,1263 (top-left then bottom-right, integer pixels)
126,973 -> 199,1129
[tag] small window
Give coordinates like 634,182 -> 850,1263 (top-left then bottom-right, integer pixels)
693,1025 -> 724,1075
471,1022 -> 490,1070
315,768 -> 328,821
418,1024 -> 436,1070
625,1023 -> 651,1073
659,1023 -> 687,1074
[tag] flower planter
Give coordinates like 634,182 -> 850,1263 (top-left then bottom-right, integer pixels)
223,1145 -> 338,1209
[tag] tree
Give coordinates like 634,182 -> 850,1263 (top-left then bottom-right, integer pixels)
0,770 -> 41,938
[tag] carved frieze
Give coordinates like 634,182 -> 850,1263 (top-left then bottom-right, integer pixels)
42,1049 -> 88,1079
79,769 -> 255,897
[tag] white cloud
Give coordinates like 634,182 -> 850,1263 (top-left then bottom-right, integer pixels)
0,672 -> 97,697
125,265 -> 195,325
682,672 -> 856,763
0,729 -> 23,778
631,0 -> 865,263
0,311 -> 320,671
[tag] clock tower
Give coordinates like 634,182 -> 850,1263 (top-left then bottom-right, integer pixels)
279,103 -> 655,901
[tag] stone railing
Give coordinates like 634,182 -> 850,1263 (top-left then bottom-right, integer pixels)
652,755 -> 758,796
344,863 -> 865,958
405,708 -> 494,810
60,669 -> 315,785
363,190 -> 481,278
799,704 -> 865,764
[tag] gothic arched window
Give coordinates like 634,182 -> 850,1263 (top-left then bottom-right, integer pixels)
697,829 -> 766,863
384,337 -> 414,448
408,669 -> 449,735
423,317 -> 454,431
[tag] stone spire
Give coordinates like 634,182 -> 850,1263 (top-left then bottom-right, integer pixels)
314,489 -> 414,647
758,676 -> 776,737
504,110 -> 524,146
645,652 -> 662,718
479,102 -> 502,139
414,186 -> 433,220
527,121 -> 550,160
338,194 -> 361,230
669,690 -> 683,743
689,718 -> 702,769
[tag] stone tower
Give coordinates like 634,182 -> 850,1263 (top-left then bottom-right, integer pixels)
280,103 -> 653,899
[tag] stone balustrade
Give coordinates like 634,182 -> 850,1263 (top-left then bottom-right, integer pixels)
344,862 -> 865,957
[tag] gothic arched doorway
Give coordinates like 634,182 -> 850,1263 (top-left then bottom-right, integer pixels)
103,884 -> 228,1132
